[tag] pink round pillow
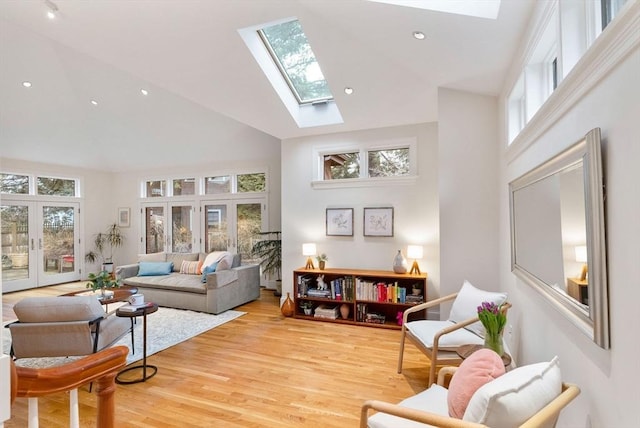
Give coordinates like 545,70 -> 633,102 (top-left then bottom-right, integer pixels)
447,348 -> 506,418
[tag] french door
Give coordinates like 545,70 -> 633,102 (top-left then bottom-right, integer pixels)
141,202 -> 198,254
1,201 -> 80,292
200,198 -> 265,263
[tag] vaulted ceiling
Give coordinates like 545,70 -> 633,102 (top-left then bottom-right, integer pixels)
0,0 -> 535,172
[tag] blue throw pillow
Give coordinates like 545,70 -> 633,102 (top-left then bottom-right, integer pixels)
138,261 -> 173,276
201,261 -> 218,283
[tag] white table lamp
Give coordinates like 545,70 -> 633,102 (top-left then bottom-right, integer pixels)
407,245 -> 423,275
303,243 -> 316,269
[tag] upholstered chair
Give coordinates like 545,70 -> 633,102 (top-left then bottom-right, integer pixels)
7,295 -> 130,359
398,280 -> 509,385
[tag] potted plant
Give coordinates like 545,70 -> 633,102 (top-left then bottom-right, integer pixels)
85,223 -> 125,276
316,253 -> 328,270
300,301 -> 314,316
251,231 -> 282,296
86,270 -> 120,298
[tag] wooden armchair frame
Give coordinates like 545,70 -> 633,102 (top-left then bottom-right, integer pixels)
361,367 -> 580,428
10,345 -> 128,428
398,292 -> 511,386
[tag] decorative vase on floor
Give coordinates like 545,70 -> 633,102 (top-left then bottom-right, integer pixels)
339,303 -> 350,320
393,250 -> 408,274
281,292 -> 294,317
484,330 -> 504,356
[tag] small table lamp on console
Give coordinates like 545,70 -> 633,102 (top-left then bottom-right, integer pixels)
407,245 -> 423,275
575,245 -> 588,281
303,243 -> 316,270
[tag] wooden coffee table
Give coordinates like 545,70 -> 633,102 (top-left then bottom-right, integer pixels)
60,285 -> 139,311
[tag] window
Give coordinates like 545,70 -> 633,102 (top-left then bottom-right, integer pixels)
316,140 -> 416,183
258,19 -> 333,104
204,176 -> 231,194
368,148 -> 410,177
1,173 -> 29,194
173,178 -> 196,196
324,153 -> 360,180
601,0 -> 627,30
145,180 -> 166,197
36,177 -> 76,197
237,173 -> 266,193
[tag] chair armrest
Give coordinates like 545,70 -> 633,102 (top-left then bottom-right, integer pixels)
360,399 -> 487,428
403,292 -> 459,323
437,366 -> 458,385
520,383 -> 580,428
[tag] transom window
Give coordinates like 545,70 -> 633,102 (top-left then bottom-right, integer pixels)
319,142 -> 415,182
1,173 -> 78,197
258,19 -> 333,104
143,172 -> 268,198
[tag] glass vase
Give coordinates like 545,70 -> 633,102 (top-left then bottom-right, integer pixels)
484,330 -> 504,356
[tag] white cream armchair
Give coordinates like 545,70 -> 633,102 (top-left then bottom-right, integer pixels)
398,280 -> 509,386
363,357 -> 580,428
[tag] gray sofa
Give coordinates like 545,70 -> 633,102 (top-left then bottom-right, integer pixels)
116,252 -> 260,315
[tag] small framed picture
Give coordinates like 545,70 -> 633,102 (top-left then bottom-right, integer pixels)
117,207 -> 131,228
326,208 -> 354,236
364,207 -> 394,237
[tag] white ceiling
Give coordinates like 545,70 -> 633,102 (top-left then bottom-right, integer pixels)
0,0 -> 535,172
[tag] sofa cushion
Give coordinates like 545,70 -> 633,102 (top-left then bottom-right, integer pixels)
123,272 -> 207,294
138,261 -> 174,276
463,356 -> 562,427
217,253 -> 236,271
138,252 -> 166,262
180,260 -> 201,275
449,280 -> 507,338
202,251 -> 228,269
448,349 -> 505,418
167,252 -> 199,272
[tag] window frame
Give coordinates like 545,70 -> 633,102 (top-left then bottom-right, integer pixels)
311,138 -> 418,188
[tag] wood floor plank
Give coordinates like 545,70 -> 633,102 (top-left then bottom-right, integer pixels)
3,284 -> 430,427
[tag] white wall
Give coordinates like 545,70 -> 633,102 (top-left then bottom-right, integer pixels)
281,124 -> 440,303
499,42 -> 640,428
438,89 -> 501,312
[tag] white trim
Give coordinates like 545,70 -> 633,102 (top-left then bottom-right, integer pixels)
506,0 -> 640,162
311,175 -> 418,190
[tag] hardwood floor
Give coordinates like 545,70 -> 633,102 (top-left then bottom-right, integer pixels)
3,285 -> 430,427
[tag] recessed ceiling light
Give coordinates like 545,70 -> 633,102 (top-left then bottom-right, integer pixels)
140,89 -> 149,96
413,31 -> 425,40
22,81 -> 32,88
344,87 -> 354,95
90,100 -> 98,106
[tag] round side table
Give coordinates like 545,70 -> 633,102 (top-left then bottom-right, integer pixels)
115,302 -> 159,384
456,344 -> 512,367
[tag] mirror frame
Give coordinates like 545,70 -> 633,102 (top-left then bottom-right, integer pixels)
509,128 -> 609,349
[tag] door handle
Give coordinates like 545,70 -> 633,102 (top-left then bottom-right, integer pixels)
38,238 -> 42,250
31,238 -> 35,250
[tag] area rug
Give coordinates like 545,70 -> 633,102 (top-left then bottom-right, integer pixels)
2,307 -> 245,368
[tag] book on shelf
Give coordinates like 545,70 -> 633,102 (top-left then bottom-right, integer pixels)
364,312 -> 386,324
307,288 -> 331,298
314,304 -> 338,319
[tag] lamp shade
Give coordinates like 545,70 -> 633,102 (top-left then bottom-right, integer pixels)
302,243 -> 317,256
407,245 -> 423,260
575,246 -> 587,263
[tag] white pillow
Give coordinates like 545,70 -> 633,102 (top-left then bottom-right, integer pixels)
448,280 -> 507,338
138,252 -> 166,262
202,251 -> 228,269
463,356 -> 562,427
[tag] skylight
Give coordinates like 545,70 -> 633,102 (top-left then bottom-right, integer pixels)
368,0 -> 502,20
258,19 -> 333,104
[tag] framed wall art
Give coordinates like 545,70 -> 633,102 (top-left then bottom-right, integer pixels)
117,207 -> 131,228
326,208 -> 354,236
363,207 -> 394,237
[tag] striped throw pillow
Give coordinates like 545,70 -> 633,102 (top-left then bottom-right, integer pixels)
180,260 -> 200,275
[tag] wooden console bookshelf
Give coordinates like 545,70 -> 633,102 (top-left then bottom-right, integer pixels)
293,267 -> 427,330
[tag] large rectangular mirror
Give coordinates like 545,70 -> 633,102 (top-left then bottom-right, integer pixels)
510,128 -> 609,348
